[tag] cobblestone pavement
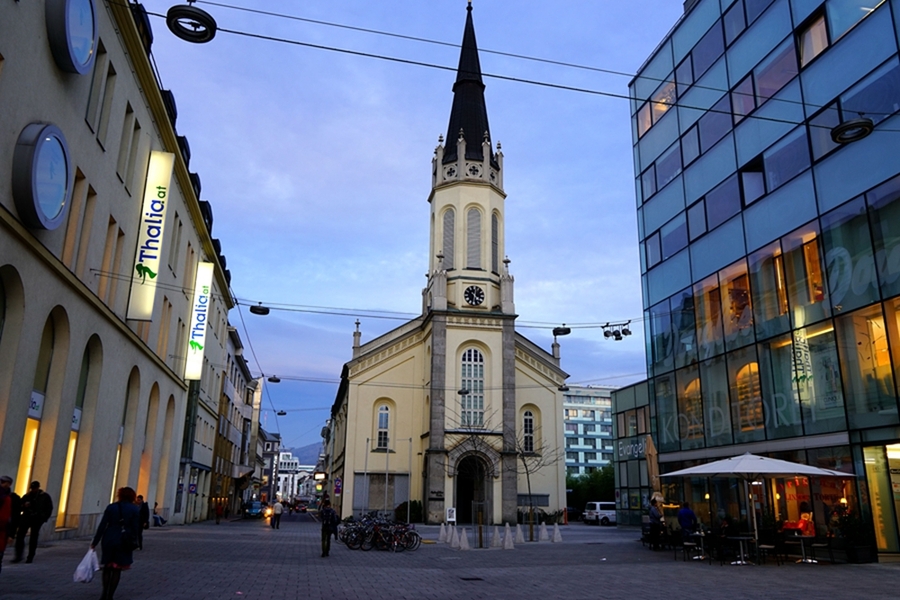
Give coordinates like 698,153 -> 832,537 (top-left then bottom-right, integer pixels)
3,513 -> 900,600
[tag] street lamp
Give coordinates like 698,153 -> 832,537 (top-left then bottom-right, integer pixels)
267,375 -> 281,384
249,303 -> 270,315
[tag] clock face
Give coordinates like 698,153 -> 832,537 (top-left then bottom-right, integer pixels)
464,286 -> 485,306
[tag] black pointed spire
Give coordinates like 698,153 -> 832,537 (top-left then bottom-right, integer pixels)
443,3 -> 498,169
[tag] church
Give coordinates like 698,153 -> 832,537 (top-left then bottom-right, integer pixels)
325,4 -> 568,526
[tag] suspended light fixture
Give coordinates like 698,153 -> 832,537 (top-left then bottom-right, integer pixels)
167,1 -> 217,43
267,375 -> 281,384
831,116 -> 874,144
249,303 -> 269,315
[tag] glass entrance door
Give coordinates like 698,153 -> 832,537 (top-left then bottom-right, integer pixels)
863,445 -> 900,552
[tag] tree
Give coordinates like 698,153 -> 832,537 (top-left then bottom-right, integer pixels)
566,464 -> 615,514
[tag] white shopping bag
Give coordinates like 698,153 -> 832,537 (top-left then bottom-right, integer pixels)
73,548 -> 99,583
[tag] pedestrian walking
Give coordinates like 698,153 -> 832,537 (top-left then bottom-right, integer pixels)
12,481 -> 52,564
215,501 -> 224,524
271,500 -> 283,529
648,498 -> 663,551
92,487 -> 140,600
320,500 -> 338,557
135,495 -> 150,549
0,475 -> 21,575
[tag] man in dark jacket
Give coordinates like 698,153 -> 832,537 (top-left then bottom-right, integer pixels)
136,495 -> 150,549
320,500 -> 338,557
12,481 -> 53,564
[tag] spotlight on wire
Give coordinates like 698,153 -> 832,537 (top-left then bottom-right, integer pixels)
249,303 -> 270,316
602,321 -> 632,341
267,375 -> 281,383
276,410 -> 287,416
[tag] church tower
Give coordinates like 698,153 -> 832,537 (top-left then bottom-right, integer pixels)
327,3 -> 567,528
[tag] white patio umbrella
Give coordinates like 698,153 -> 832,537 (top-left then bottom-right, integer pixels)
660,452 -> 855,540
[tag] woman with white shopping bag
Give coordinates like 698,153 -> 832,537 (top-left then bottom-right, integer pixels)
73,547 -> 99,583
91,487 -> 140,600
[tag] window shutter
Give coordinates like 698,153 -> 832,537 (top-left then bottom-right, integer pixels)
443,209 -> 455,270
491,213 -> 499,273
467,209 -> 481,269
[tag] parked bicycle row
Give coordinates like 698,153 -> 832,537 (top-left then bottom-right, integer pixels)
337,515 -> 422,552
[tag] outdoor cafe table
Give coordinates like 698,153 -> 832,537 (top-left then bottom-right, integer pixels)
793,534 -> 817,564
688,531 -> 708,561
727,536 -> 754,565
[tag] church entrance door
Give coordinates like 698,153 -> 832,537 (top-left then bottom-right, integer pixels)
456,455 -> 490,524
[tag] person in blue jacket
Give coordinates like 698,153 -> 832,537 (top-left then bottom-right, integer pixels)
91,487 -> 140,600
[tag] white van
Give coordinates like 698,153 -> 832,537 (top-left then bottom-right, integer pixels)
583,501 -> 616,526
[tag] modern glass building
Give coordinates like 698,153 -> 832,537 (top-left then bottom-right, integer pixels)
562,386 -> 615,475
615,0 -> 900,559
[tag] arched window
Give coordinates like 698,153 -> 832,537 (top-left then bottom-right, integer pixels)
491,213 -> 499,273
17,316 -> 55,495
442,208 -> 455,270
460,348 -> 484,426
466,208 -> 481,269
58,345 -> 90,527
523,410 -> 534,453
376,405 -> 390,449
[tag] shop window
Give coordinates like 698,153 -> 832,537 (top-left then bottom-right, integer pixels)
764,128 -> 810,192
691,21 -> 724,80
749,241 -> 790,340
827,0 -> 886,42
808,102 -> 841,161
650,299 -> 674,374
641,165 -> 657,200
732,75 -> 756,124
694,273 -> 725,360
676,366 -> 704,449
867,174 -> 900,299
661,214 -> 688,260
681,125 -> 700,166
794,322 -> 847,434
799,13 -> 828,67
701,355 -> 732,446
675,57 -> 693,97
653,374 -> 679,452
755,41 -> 799,105
672,287 -> 698,369
820,197 -> 879,314
727,347 -> 765,444
646,231 -> 662,268
687,199 -> 707,241
757,333 -> 804,439
698,95 -> 732,153
706,174 -> 741,231
836,305 -> 898,429
781,221 -> 830,328
723,0 -> 746,46
720,259 -> 754,351
862,446 -> 900,552
655,142 -> 682,191
740,159 -> 766,205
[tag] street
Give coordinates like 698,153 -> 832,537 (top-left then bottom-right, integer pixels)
4,513 -> 900,599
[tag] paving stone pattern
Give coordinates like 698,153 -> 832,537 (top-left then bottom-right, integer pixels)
3,514 -> 900,599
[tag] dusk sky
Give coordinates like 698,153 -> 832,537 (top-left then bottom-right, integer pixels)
145,0 -> 687,448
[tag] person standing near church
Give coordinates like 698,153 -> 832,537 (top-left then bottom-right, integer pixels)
0,475 -> 21,574
12,481 -> 52,564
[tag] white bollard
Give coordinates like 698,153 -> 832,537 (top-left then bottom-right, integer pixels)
459,527 -> 471,550
439,522 -> 447,543
515,524 -> 525,544
539,521 -> 549,542
552,523 -> 563,543
450,525 -> 460,549
503,523 -> 515,550
491,525 -> 502,548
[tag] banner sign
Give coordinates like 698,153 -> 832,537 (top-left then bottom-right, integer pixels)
184,261 -> 214,380
126,151 -> 175,321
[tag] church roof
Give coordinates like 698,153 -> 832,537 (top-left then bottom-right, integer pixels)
443,4 -> 499,170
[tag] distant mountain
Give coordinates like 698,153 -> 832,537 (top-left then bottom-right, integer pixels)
288,442 -> 322,466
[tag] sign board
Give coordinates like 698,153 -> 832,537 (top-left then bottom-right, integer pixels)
71,407 -> 82,431
334,476 -> 342,496
184,262 -> 214,380
126,151 -> 175,320
28,390 -> 45,419
188,483 -> 197,494
446,507 -> 456,524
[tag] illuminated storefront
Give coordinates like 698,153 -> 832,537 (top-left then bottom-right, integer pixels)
616,0 -> 900,560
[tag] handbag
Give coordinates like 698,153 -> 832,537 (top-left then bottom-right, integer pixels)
73,548 -> 99,583
117,503 -> 138,552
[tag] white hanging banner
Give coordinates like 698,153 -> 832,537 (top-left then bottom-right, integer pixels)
184,261 -> 214,380
126,151 -> 175,321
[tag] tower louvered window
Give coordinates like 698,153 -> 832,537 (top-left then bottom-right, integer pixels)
442,208 -> 455,270
491,213 -> 499,273
460,348 -> 484,427
467,208 -> 481,269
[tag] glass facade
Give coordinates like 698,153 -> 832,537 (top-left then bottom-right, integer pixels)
619,0 -> 900,557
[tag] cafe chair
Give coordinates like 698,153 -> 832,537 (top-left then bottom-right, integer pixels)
811,536 -> 835,564
755,530 -> 783,566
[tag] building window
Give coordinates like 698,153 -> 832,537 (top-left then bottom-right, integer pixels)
585,452 -> 597,461
566,438 -> 578,448
523,410 -> 534,453
565,423 -> 578,433
566,452 -> 579,461
376,405 -> 389,449
585,438 -> 596,449
491,213 -> 499,273
442,208 -> 455,270
646,231 -> 662,269
600,424 -> 612,434
583,423 -> 596,433
691,21 -> 724,80
565,409 -> 578,419
460,348 -> 484,427
466,208 -> 481,269
581,410 -> 595,419
799,13 -> 828,67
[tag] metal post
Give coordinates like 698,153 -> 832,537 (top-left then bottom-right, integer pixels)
363,438 -> 370,518
384,440 -> 390,518
407,438 -> 413,523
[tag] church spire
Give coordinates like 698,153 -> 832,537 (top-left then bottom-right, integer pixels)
443,3 -> 497,169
